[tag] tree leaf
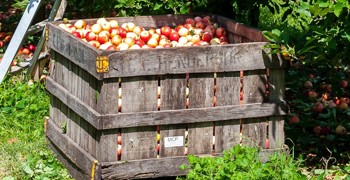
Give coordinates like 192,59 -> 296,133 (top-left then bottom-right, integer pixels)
334,3 -> 344,17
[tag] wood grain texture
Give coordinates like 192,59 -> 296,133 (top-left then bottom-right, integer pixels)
107,43 -> 283,78
46,76 -> 101,129
241,118 -> 267,148
268,67 -> 286,149
217,16 -> 267,42
46,119 -> 100,179
243,69 -> 267,104
96,78 -> 119,114
160,125 -> 186,157
101,156 -> 189,179
97,129 -> 118,162
215,71 -> 241,153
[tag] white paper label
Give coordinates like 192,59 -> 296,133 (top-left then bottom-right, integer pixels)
164,136 -> 184,148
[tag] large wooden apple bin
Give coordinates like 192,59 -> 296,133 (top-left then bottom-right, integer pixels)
45,14 -> 286,179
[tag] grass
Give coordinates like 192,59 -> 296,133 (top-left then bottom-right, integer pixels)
0,73 -> 72,179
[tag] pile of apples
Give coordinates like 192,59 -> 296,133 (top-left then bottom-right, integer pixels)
0,31 -> 12,49
58,16 -> 229,51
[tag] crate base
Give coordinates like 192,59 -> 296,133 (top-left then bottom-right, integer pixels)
46,118 -> 288,180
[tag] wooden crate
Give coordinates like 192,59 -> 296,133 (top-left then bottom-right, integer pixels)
44,14 -> 287,179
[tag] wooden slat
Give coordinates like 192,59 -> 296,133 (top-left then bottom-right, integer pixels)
268,67 -> 285,149
121,76 -> 158,161
215,72 -> 241,152
241,118 -> 267,148
96,78 -> 119,114
187,73 -> 214,155
97,129 -> 118,162
159,74 -> 186,157
216,16 -> 267,42
45,76 -> 101,129
46,119 -> 100,179
107,43 -> 283,78
101,102 -> 286,129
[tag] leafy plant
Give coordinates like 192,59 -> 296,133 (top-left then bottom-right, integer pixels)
178,145 -> 307,180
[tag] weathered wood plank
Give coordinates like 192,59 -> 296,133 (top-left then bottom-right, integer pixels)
97,129 -> 118,162
96,78 -> 119,114
101,102 -> 286,129
243,69 -> 267,104
241,118 -> 267,148
160,125 -> 186,157
216,16 -> 267,42
121,76 -> 158,161
268,67 -> 285,149
214,71 -> 241,152
107,43 -> 284,78
46,119 -> 100,179
47,24 -> 102,80
187,73 -> 214,155
46,76 -> 101,129
101,156 -> 189,179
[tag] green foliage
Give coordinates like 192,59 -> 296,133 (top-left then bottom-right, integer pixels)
0,74 -> 71,179
263,0 -> 350,66
178,145 -> 306,180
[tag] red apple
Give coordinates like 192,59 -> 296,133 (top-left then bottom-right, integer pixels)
219,36 -> 229,43
123,37 -> 135,47
159,38 -> 170,46
72,31 -> 82,39
185,18 -> 195,26
215,27 -> 226,38
341,80 -> 348,88
202,32 -> 213,43
111,35 -> 122,46
169,32 -> 180,42
107,45 -> 117,50
85,31 -> 97,41
313,102 -> 324,113
27,43 -> 36,52
117,145 -> 122,156
117,43 -> 129,51
0,40 -> 5,48
117,133 -> 122,144
265,138 -> 269,149
152,33 -> 161,41
195,21 -> 205,29
160,26 -> 172,38
304,80 -> 313,88
140,30 -> 151,43
88,40 -> 100,48
118,27 -> 127,38
157,144 -> 160,152
288,116 -> 300,124
194,16 -> 202,23
204,25 -> 216,36
133,26 -> 144,35
109,28 -> 119,37
175,24 -> 184,32
22,48 -> 31,55
202,16 -> 211,25
97,31 -> 110,44
134,39 -> 145,47
148,28 -> 157,35
339,102 -> 348,110
313,126 -> 321,134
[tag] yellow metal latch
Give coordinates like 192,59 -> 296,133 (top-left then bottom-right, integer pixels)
96,56 -> 109,73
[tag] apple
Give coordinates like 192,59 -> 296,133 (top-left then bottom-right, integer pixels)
140,30 -> 151,43
313,126 -> 321,134
0,40 -> 5,48
142,45 -> 151,49
148,28 -> 157,35
160,26 -> 172,38
185,18 -> 195,26
159,38 -> 170,46
325,84 -> 332,92
129,44 -> 141,49
340,97 -> 349,104
133,26 -> 143,35
339,102 -> 348,110
11,59 -> 18,66
328,101 -> 336,109
204,25 -> 216,36
288,115 -> 300,124
184,147 -> 188,155
0,32 -> 7,39
109,20 -> 119,28
184,23 -> 193,30
123,37 -> 135,47
74,20 -> 86,29
210,38 -> 220,45
175,24 -> 184,32
219,36 -> 229,43
85,31 -> 97,41
335,125 -> 347,135
157,144 -> 160,152
27,44 -> 36,52
97,18 -> 107,25
134,39 -> 145,47
307,91 -> 317,98
169,32 -> 180,42
194,16 -> 202,23
3,35 -> 12,43
109,28 -> 119,37
117,133 -> 122,144
126,32 -> 138,39
99,42 -> 113,50
147,37 -> 158,48
72,31 -> 82,39
320,126 -> 330,135
118,27 -> 127,38
22,47 -> 31,55
202,16 -> 211,25
100,21 -> 111,31
117,43 -> 129,51
215,27 -> 226,38
313,102 -> 324,113
202,32 -> 213,43
97,31 -> 110,44
178,36 -> 188,45
88,40 -> 100,48
340,80 -> 348,88
91,24 -> 102,34
191,34 -> 201,43
304,80 -> 313,88
265,138 -> 269,149
152,33 -> 161,41
193,28 -> 203,36
107,45 -> 117,50
195,21 -> 205,29
178,27 -> 189,37
117,144 -> 122,156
